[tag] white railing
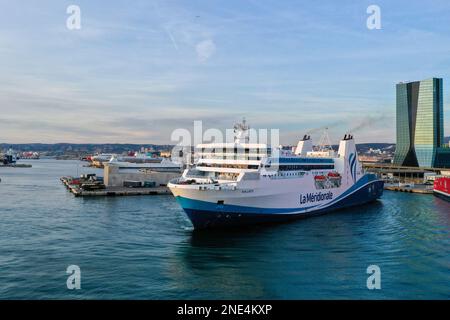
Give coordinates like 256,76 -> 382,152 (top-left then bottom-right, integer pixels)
198,155 -> 266,161
265,172 -> 307,180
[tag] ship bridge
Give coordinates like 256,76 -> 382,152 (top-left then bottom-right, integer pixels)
263,157 -> 335,172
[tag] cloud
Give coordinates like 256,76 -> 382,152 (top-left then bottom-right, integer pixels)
196,39 -> 216,62
0,112 -> 245,144
1,1 -> 449,144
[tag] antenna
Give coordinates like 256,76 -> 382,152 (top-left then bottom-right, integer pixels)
317,128 -> 332,151
234,118 -> 250,144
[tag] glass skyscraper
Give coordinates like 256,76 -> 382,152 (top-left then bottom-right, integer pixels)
393,78 -> 450,168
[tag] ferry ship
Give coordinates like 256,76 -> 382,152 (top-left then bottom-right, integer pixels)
2,148 -> 17,165
91,152 -> 165,168
168,121 -> 384,229
433,176 -> 450,201
108,155 -> 182,172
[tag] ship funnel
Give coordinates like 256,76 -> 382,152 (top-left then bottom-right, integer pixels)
295,135 -> 313,156
338,133 -> 356,158
338,133 -> 361,182
343,134 -> 354,141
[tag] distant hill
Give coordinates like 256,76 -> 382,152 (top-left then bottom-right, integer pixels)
1,137 -> 448,154
0,143 -> 174,155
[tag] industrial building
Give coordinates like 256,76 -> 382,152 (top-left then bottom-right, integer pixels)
103,163 -> 182,188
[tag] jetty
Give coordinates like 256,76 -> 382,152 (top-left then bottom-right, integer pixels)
0,164 -> 32,168
384,183 -> 433,194
60,176 -> 171,197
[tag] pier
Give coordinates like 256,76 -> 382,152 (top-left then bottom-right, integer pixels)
363,163 -> 448,178
60,161 -> 182,197
60,176 -> 171,197
383,183 -> 433,194
362,163 -> 440,194
0,164 -> 32,168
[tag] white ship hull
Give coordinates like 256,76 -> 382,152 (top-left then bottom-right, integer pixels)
169,173 -> 383,228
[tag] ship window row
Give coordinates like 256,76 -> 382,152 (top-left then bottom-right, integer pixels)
267,164 -> 335,171
199,155 -> 264,161
197,163 -> 260,170
264,172 -> 308,179
198,147 -> 271,155
277,157 -> 334,164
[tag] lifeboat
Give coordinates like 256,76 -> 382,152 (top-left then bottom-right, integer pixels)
327,172 -> 341,178
314,175 -> 326,181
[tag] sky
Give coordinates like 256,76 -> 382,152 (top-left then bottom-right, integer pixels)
1,0 -> 450,145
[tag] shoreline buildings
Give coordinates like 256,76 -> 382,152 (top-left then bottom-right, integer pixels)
393,78 -> 450,168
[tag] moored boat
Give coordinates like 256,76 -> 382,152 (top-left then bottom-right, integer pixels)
107,156 -> 182,172
433,176 -> 450,201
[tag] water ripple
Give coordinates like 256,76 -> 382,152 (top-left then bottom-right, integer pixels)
0,160 -> 449,299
